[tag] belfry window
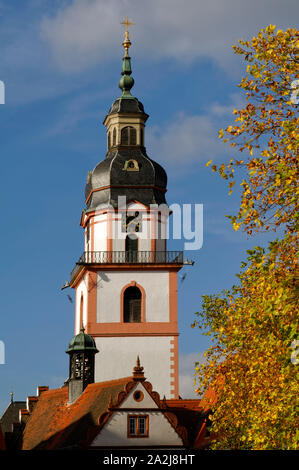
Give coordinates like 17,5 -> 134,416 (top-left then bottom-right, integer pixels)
107,132 -> 111,150
140,128 -> 144,146
121,126 -> 137,145
113,128 -> 117,146
123,286 -> 141,323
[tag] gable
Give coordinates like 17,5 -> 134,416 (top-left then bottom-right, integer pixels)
91,410 -> 183,448
118,382 -> 158,409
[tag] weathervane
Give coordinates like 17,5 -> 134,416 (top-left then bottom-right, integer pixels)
120,16 -> 134,52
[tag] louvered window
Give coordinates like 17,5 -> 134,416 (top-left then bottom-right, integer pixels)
113,127 -> 117,146
121,126 -> 136,145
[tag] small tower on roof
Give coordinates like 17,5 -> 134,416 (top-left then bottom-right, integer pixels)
66,325 -> 99,404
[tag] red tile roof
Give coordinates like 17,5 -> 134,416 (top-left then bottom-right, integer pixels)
21,377 -> 212,450
22,377 -> 131,450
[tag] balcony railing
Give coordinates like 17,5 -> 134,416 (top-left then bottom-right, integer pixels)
70,250 -> 184,282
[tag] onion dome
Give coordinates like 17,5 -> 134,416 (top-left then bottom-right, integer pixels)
66,325 -> 99,354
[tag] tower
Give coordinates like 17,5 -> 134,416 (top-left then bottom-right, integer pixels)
66,325 -> 99,404
69,23 -> 184,399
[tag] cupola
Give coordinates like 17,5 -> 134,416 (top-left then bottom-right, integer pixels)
66,326 -> 99,404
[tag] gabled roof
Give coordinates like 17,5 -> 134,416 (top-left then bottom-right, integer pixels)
0,401 -> 26,434
22,377 -> 131,450
21,372 -> 207,450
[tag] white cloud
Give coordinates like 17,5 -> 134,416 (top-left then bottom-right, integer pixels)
40,0 -> 298,73
147,112 -> 222,167
179,352 -> 204,398
146,92 -> 242,171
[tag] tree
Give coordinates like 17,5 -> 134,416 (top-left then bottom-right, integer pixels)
193,26 -> 299,450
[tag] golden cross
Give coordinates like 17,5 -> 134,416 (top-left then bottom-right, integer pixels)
120,16 -> 134,33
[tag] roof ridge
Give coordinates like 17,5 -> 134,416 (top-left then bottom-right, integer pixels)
85,376 -> 132,390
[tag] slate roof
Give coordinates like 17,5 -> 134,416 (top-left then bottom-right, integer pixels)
0,401 -> 26,434
0,424 -> 6,450
85,148 -> 168,211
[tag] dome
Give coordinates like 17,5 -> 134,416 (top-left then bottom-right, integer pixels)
66,326 -> 99,354
85,147 -> 168,211
107,96 -> 146,116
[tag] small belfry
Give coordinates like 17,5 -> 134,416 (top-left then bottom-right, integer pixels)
66,325 -> 99,404
69,21 -> 185,399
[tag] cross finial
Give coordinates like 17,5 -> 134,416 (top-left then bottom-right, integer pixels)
121,16 -> 134,33
120,16 -> 134,53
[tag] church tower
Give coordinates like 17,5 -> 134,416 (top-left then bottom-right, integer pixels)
69,22 -> 184,399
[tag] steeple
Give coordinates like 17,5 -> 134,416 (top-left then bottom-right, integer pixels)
69,19 -> 183,401
119,17 -> 135,98
84,20 -> 168,212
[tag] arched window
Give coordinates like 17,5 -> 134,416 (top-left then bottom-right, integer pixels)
123,286 -> 141,323
113,128 -> 117,146
140,128 -> 144,146
107,131 -> 111,150
121,126 -> 137,146
126,234 -> 138,262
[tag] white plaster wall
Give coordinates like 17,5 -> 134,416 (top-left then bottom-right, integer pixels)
96,270 -> 169,323
93,215 -> 108,252
119,383 -> 159,409
75,275 -> 88,334
91,203 -> 167,254
94,336 -> 174,398
91,410 -> 183,447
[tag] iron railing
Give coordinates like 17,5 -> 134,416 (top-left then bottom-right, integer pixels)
70,250 -> 183,281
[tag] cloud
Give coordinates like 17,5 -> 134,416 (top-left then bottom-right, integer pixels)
179,352 -> 204,398
146,92 -> 242,171
40,0 -> 298,73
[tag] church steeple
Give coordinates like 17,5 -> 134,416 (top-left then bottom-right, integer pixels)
69,20 -> 183,401
84,22 -> 168,212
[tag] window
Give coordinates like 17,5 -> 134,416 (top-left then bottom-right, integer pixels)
125,234 -> 138,262
107,131 -> 111,150
123,285 -> 141,323
112,127 -> 117,146
121,126 -> 137,145
140,128 -> 144,146
128,415 -> 148,437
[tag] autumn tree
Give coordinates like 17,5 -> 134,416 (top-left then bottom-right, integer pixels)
193,26 -> 299,450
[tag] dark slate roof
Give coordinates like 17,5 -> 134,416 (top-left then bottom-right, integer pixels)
107,96 -> 147,116
0,424 -> 6,450
85,148 -> 168,211
0,401 -> 26,434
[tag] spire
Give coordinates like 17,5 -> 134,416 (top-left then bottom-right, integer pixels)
119,17 -> 135,98
132,355 -> 145,381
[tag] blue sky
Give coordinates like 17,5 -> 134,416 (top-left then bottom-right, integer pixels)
0,0 -> 297,411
